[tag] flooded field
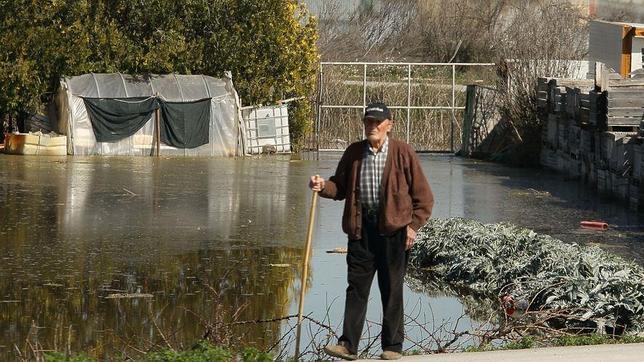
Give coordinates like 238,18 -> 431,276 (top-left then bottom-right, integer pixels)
1,154 -> 643,359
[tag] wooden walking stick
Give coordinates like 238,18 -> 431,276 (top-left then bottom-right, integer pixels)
294,176 -> 319,360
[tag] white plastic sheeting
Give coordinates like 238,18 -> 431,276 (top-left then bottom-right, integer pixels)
56,73 -> 243,156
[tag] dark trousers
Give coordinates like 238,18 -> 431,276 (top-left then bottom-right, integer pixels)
338,213 -> 409,354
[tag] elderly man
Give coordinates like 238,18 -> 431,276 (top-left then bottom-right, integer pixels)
309,102 -> 434,360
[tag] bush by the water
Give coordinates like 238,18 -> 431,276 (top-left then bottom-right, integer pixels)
409,218 -> 644,334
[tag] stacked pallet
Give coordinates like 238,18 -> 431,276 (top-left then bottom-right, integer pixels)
606,78 -> 644,131
606,77 -> 644,209
634,142 -> 644,208
538,75 -> 644,210
538,78 -> 594,179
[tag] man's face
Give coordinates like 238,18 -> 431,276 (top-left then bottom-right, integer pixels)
363,117 -> 392,145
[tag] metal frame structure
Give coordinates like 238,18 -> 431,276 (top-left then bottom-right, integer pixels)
243,105 -> 292,154
315,61 -> 495,152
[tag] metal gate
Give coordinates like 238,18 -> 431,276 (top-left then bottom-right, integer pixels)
313,62 -> 495,152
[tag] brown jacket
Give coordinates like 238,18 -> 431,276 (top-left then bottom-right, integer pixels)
319,138 -> 434,240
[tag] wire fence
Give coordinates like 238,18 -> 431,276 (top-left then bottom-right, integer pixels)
309,62 -> 497,153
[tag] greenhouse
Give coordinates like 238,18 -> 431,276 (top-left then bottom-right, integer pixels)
55,72 -> 245,156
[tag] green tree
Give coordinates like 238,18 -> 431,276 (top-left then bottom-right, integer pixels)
0,0 -> 318,149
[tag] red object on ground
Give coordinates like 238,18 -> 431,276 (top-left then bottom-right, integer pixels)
580,221 -> 609,231
501,295 -> 515,316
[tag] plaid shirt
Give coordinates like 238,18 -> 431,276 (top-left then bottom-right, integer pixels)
360,137 -> 389,210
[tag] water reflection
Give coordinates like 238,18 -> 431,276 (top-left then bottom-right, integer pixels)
2,154 -> 643,359
0,156 -> 310,359
453,159 -> 644,263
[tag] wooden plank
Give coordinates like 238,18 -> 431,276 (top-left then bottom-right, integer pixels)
590,91 -> 607,113
578,109 -> 590,125
565,87 -> 577,117
597,168 -> 611,194
546,114 -> 558,147
607,125 -> 640,132
590,111 -> 606,127
607,97 -> 644,107
628,183 -> 640,211
554,90 -> 567,113
594,132 -> 604,166
599,63 -> 623,90
607,107 -> 644,118
558,118 -> 569,152
553,79 -> 594,89
634,143 -> 642,180
567,158 -> 582,178
607,89 -> 644,99
587,159 -> 597,185
608,78 -> 644,87
555,150 -> 568,172
537,77 -> 551,92
613,174 -> 630,200
609,136 -> 637,175
607,87 -> 644,93
569,125 -> 581,155
541,148 -> 558,170
599,131 -> 637,163
547,80 -> 557,113
620,26 -> 633,77
607,117 -> 642,126
580,128 -> 593,154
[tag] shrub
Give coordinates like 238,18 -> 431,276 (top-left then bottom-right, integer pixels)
0,0 -> 318,149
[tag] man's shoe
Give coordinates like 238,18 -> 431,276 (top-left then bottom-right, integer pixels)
380,350 -> 402,360
323,344 -> 357,360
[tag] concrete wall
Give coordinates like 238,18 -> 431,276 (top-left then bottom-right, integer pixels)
589,21 -> 624,73
632,36 -> 644,72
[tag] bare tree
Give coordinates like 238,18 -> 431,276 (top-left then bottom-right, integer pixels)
491,0 -> 588,164
317,0 -> 421,61
316,0 -> 508,62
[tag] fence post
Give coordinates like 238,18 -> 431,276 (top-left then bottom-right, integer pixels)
155,92 -> 160,157
407,64 -> 411,144
451,64 -> 456,153
363,64 -> 367,139
461,85 -> 477,156
316,63 -> 323,158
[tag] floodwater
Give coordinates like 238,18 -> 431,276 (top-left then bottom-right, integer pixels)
0,154 -> 643,360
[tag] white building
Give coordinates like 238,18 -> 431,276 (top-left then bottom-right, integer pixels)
589,20 -> 644,77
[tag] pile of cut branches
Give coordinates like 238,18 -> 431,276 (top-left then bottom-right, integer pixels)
409,218 -> 644,334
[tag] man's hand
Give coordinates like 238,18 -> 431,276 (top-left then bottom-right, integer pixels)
309,175 -> 325,192
405,226 -> 416,250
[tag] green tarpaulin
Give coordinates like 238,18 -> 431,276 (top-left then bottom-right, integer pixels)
159,98 -> 211,149
83,97 -> 211,149
83,97 -> 158,143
